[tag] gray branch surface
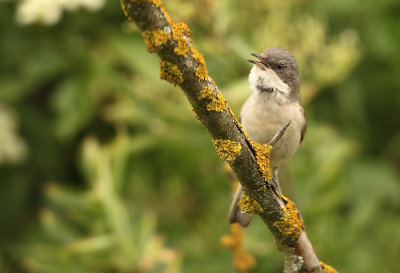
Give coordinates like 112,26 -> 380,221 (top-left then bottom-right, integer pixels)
121,1 -> 328,272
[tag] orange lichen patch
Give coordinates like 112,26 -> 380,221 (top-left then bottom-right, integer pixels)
172,22 -> 192,38
162,9 -> 173,25
213,139 -> 242,162
171,22 -> 191,56
191,48 -> 208,81
160,60 -> 183,86
147,0 -> 162,7
273,195 -> 302,241
207,93 -> 226,112
227,105 -> 236,118
238,191 -> 263,214
142,29 -> 170,53
195,63 -> 208,81
173,38 -> 190,56
320,262 -> 338,273
197,86 -> 213,100
191,47 -> 205,65
192,108 -> 202,124
197,86 -> 227,112
221,223 -> 256,272
249,140 -> 273,181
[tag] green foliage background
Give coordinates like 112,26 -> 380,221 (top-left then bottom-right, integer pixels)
1,0 -> 399,272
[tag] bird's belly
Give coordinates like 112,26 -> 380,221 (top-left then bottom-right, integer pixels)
241,102 -> 303,168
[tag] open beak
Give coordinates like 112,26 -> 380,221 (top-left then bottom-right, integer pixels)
247,53 -> 270,70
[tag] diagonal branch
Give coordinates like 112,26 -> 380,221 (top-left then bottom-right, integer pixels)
120,1 -> 336,272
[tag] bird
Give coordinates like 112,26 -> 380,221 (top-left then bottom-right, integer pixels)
228,47 -> 306,227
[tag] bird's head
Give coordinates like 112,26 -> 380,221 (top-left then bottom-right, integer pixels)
248,47 -> 300,103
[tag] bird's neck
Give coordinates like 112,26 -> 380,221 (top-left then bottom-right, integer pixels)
248,66 -> 299,105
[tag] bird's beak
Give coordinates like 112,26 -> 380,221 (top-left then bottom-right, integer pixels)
247,53 -> 270,70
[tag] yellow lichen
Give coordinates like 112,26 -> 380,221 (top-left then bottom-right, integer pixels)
191,47 -> 205,65
207,93 -> 226,112
163,11 -> 173,26
197,86 -> 226,112
320,262 -> 338,273
195,63 -> 208,81
191,48 -> 208,81
249,140 -> 273,181
221,223 -> 256,272
121,1 -> 128,16
227,105 -> 235,118
171,22 -> 191,56
213,139 -> 242,162
142,29 -> 170,53
148,0 -> 174,25
192,108 -> 202,124
273,195 -> 302,241
235,119 -> 250,139
147,0 -> 162,7
174,39 -> 189,56
197,86 -> 213,100
238,191 -> 263,214
160,60 -> 183,86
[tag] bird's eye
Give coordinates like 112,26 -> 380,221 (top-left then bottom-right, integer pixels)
276,64 -> 284,70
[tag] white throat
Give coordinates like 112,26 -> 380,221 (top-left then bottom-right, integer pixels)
248,66 -> 290,105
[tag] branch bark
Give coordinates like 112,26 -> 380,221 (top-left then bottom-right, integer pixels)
120,1 -> 336,272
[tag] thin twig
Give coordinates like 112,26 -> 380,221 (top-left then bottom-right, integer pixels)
268,120 -> 291,146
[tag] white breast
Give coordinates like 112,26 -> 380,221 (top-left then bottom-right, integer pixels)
240,93 -> 305,168
248,66 -> 290,97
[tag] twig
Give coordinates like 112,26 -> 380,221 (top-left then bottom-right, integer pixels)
269,120 -> 291,146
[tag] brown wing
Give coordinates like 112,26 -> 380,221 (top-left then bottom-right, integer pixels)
300,106 -> 307,143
